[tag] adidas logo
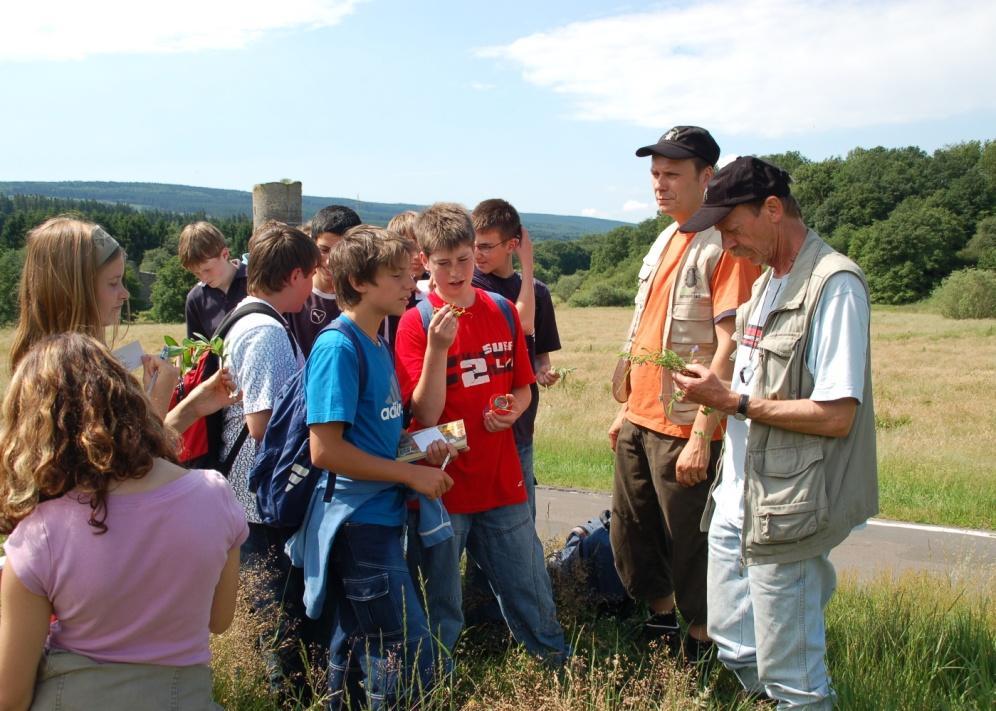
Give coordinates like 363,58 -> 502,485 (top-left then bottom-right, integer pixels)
381,401 -> 404,420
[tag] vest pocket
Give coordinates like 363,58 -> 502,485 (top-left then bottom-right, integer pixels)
748,441 -> 829,544
343,572 -> 403,637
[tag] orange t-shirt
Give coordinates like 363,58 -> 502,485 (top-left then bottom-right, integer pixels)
627,232 -> 761,438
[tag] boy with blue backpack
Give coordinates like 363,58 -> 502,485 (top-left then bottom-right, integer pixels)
394,203 -> 567,664
218,221 -> 320,698
288,225 -> 455,710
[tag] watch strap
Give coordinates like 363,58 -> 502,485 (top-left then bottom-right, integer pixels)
736,393 -> 750,419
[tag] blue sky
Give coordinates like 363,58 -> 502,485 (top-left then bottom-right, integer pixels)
1,0 -> 994,223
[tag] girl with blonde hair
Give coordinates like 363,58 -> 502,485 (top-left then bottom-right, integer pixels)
9,215 -> 238,431
0,332 -> 247,710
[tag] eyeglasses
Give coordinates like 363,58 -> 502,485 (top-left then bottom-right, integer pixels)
474,239 -> 511,254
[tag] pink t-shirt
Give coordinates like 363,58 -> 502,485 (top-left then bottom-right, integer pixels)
4,469 -> 248,666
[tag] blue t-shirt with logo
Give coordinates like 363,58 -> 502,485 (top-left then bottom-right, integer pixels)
305,315 -> 406,525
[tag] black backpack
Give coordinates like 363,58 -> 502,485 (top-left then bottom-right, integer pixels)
170,302 -> 297,476
547,510 -> 634,616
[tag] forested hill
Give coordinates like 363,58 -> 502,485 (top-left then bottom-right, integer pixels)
0,181 -> 628,242
533,141 -> 996,307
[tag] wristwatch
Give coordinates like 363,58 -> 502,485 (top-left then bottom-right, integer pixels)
734,393 -> 750,421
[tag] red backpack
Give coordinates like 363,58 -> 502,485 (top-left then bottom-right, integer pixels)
169,302 -> 296,475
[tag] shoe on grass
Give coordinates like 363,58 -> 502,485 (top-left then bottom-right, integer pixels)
642,611 -> 681,653
682,635 -> 716,666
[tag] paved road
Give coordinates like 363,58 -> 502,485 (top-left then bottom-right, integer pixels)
535,486 -> 996,588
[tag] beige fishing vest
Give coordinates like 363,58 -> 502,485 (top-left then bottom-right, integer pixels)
702,230 -> 879,565
613,222 -> 725,425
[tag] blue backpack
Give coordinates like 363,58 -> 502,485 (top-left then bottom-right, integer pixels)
547,510 -> 633,616
248,320 -> 370,528
415,290 -> 517,339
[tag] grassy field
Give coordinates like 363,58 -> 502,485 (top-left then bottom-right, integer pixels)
534,306 -> 996,530
1,312 -> 993,709
0,304 -> 993,529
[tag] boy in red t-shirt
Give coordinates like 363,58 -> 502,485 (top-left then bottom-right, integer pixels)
394,203 -> 566,663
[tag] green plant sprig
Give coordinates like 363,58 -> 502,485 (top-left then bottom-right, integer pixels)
163,333 -> 226,375
543,366 -> 577,389
620,348 -> 695,415
620,348 -> 689,373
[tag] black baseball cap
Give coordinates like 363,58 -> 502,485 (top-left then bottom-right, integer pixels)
679,156 -> 792,233
635,125 -> 720,166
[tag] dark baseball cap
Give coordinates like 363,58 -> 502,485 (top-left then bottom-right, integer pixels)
635,125 -> 720,166
679,156 -> 792,233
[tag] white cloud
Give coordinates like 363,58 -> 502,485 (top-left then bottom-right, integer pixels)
622,199 -> 649,212
580,207 -> 605,217
478,0 -> 996,137
0,0 -> 361,61
470,81 -> 495,91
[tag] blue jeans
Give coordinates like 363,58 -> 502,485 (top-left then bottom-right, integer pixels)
707,513 -> 837,710
412,501 -> 566,664
326,523 -> 439,711
464,441 -> 536,625
518,440 -> 536,522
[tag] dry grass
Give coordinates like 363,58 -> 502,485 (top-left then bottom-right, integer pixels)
535,306 -> 996,529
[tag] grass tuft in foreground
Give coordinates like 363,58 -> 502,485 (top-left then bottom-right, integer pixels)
210,564 -> 995,710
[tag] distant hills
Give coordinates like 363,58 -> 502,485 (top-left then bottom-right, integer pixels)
0,181 -> 630,241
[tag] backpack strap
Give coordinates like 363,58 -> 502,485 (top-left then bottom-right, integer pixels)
214,301 -> 301,475
416,297 -> 435,332
314,318 -> 376,503
213,301 -> 300,358
484,290 -> 518,341
416,290 -> 518,340
324,320 -> 370,394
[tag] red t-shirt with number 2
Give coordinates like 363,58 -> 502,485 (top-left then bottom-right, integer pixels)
394,289 -> 535,514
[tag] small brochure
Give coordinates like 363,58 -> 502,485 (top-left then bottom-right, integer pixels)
396,419 -> 468,463
112,341 -> 144,371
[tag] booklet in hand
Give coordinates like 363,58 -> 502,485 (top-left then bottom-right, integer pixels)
396,419 -> 468,463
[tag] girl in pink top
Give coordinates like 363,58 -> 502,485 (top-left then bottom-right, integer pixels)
0,333 -> 248,710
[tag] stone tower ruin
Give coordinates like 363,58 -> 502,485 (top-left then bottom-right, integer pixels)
252,180 -> 303,229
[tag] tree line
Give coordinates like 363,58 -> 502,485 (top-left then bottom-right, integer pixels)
0,194 -> 253,323
533,141 -> 996,311
1,140 -> 994,325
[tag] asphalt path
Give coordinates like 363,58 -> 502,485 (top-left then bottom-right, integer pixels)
535,486 -> 996,589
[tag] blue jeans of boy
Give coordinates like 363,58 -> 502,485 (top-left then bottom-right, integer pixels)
464,440 -> 536,625
326,523 -> 439,711
518,440 -> 536,521
707,513 -> 837,710
414,500 -> 566,664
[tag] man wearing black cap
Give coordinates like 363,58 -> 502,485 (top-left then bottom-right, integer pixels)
673,156 -> 877,708
609,127 -> 760,659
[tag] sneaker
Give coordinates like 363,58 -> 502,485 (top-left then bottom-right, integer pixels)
682,635 -> 716,666
643,611 -> 681,653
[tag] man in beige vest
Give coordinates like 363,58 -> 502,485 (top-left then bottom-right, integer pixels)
674,156 -> 877,708
609,127 -> 760,660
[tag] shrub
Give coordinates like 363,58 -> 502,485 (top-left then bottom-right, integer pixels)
150,255 -> 196,323
552,272 -> 585,303
569,282 -> 633,307
0,247 -> 24,325
931,268 -> 996,319
958,215 -> 996,269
